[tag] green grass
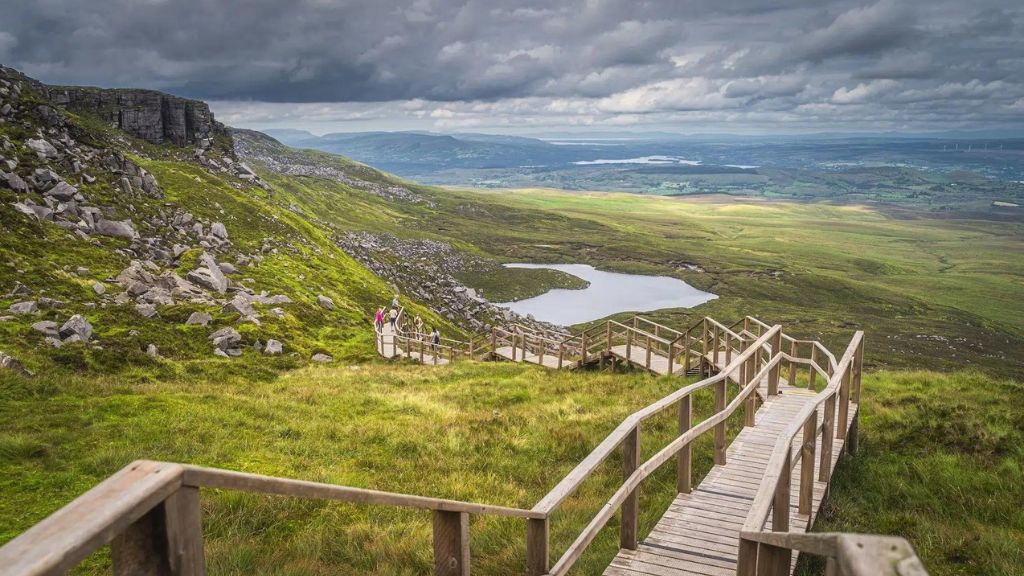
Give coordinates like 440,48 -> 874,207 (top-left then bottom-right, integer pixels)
808,371 -> 1024,575
0,361 -> 745,575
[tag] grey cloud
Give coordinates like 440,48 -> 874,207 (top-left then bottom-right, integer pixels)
2,0 -> 1022,132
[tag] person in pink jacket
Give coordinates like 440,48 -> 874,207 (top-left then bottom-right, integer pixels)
374,307 -> 384,332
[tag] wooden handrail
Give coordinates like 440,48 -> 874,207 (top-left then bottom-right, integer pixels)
737,331 -> 864,576
547,352 -> 780,575
737,532 -> 928,576
532,326 -> 780,516
0,460 -> 543,576
182,465 -> 542,518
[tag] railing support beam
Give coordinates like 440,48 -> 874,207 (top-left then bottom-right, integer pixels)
112,487 -> 205,576
432,510 -> 469,576
621,426 -> 640,550
526,518 -> 549,576
677,395 -> 692,493
714,379 -> 727,465
799,412 -> 817,516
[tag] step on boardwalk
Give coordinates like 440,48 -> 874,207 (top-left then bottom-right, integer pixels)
3,315 -> 927,576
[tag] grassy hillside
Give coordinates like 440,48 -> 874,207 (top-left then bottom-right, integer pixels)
2,364 -> 1019,575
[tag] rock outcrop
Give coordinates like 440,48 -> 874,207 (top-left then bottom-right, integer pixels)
47,86 -> 224,148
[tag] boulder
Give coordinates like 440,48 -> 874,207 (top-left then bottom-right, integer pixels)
264,339 -> 283,355
26,138 -> 59,160
311,353 -> 333,363
3,172 -> 28,192
9,301 -> 38,315
210,222 -> 229,240
185,311 -> 212,326
217,262 -> 238,275
317,295 -> 334,310
94,218 -> 138,239
116,261 -> 156,286
135,303 -> 158,318
221,297 -> 255,318
38,297 -> 65,309
0,351 -> 31,376
46,181 -> 78,202
92,282 -> 106,295
146,344 -> 159,357
210,327 -> 242,350
31,321 -> 59,337
186,253 -> 228,293
59,314 -> 92,342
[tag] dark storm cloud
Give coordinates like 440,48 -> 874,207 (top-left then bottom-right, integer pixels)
2,0 -> 1022,131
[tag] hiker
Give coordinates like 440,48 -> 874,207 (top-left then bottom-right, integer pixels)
431,326 -> 441,350
391,294 -> 400,308
389,306 -> 399,330
374,307 -> 384,332
413,313 -> 424,335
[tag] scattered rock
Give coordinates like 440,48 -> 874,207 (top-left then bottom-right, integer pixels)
26,138 -> 59,160
45,181 -> 78,201
217,262 -> 238,275
92,282 -> 106,295
317,295 -> 334,310
9,301 -> 38,315
3,172 -> 28,192
210,327 -> 242,350
210,222 -> 229,240
31,321 -> 59,337
45,337 -> 63,348
221,297 -> 255,318
185,311 -> 212,326
94,218 -> 138,239
135,303 -> 158,318
311,353 -> 333,363
187,253 -> 228,293
264,339 -> 283,355
0,351 -> 32,376
59,314 -> 92,342
146,344 -> 159,357
38,297 -> 65,309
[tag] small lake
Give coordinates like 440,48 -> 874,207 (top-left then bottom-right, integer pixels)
495,263 -> 717,326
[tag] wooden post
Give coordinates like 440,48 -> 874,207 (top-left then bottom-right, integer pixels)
701,319 -> 709,361
744,389 -> 756,427
725,334 -> 732,364
683,333 -> 691,373
819,395 -> 836,482
677,396 -> 692,493
621,426 -> 640,550
853,336 -> 864,404
645,336 -> 652,369
757,451 -> 792,575
799,412 -> 817,516
491,329 -> 497,355
581,334 -> 588,363
738,336 -> 748,387
712,324 -> 720,366
625,329 -> 632,361
606,322 -> 613,353
166,488 -> 204,576
848,409 -> 860,455
558,344 -> 564,369
526,518 -> 549,576
538,338 -> 544,365
736,538 -> 758,576
112,489 -> 205,576
768,331 -> 782,396
432,510 -> 469,576
809,346 -> 818,390
837,364 -> 851,440
714,379 -> 727,465
788,340 -> 797,385
511,334 -> 518,361
667,339 -> 675,376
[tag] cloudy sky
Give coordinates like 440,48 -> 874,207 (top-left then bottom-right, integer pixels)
3,0 -> 1023,135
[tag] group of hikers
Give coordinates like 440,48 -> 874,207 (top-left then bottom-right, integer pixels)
375,295 -> 441,348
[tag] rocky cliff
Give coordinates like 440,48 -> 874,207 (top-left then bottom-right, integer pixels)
49,87 -> 223,147
2,66 -> 225,148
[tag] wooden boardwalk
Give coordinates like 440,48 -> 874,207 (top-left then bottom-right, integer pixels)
376,323 -> 450,365
605,390 -> 857,576
494,346 -> 571,369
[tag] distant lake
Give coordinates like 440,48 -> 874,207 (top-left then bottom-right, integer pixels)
495,264 -> 718,326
